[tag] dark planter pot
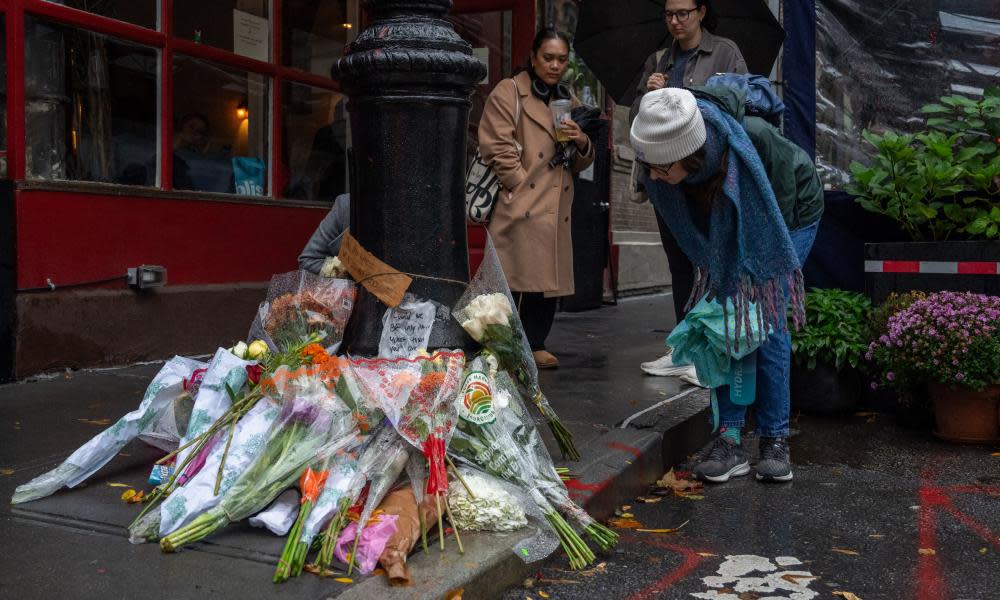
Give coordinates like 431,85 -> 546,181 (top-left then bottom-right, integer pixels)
929,382 -> 1000,444
791,361 -> 863,415
864,241 -> 1000,305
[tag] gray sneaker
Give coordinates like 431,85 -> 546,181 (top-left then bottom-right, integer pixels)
756,437 -> 793,482
694,436 -> 750,483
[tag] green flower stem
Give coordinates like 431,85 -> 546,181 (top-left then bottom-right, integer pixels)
315,498 -> 350,570
445,454 -> 476,499
442,495 -> 464,555
584,522 -> 619,552
213,413 -> 239,496
436,493 -> 445,551
159,508 -> 227,552
274,500 -> 312,583
419,510 -> 429,553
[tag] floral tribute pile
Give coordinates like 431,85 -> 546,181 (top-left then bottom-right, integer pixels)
11,239 -> 615,586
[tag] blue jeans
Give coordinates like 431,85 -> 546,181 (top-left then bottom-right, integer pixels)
715,221 -> 819,438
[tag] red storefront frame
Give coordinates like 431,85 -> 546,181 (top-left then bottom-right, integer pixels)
0,0 -> 535,378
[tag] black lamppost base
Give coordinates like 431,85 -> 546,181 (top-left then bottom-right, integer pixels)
334,0 -> 485,356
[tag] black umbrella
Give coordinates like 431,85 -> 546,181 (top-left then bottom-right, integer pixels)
574,0 -> 785,106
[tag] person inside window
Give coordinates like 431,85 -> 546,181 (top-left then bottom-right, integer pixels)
173,112 -> 233,193
630,87 -> 823,483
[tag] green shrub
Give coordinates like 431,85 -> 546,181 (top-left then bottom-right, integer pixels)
791,288 -> 873,371
849,87 -> 1000,241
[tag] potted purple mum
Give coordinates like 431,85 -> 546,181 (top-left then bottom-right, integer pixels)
867,291 -> 1000,443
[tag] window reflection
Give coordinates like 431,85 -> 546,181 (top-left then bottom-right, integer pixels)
25,17 -> 157,185
283,82 -> 347,201
172,55 -> 269,194
45,0 -> 158,30
174,0 -> 268,57
283,0 -> 353,77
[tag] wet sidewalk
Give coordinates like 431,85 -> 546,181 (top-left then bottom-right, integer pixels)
0,293 -> 711,600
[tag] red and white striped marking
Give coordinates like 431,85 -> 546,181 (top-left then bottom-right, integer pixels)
865,260 -> 1000,275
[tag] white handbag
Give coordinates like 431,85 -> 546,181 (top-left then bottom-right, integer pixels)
465,82 -> 522,224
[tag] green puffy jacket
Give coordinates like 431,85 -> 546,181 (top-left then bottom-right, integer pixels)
689,86 -> 824,230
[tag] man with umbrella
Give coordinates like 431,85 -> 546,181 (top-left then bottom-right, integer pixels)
630,1 -> 748,379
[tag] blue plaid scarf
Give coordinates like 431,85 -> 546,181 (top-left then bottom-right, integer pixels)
645,100 -> 805,351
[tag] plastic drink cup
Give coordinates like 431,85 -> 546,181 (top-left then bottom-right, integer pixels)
550,99 -> 572,143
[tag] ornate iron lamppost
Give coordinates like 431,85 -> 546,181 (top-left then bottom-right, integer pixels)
334,0 -> 486,355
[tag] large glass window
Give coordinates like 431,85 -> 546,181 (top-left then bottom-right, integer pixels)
283,0 -> 353,77
45,0 -> 158,30
174,0 -> 269,59
172,55 -> 269,194
283,82 -> 347,201
25,17 -> 158,185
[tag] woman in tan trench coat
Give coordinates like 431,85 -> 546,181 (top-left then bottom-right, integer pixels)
478,28 -> 595,369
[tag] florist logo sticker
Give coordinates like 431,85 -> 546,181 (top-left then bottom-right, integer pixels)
458,371 -> 496,425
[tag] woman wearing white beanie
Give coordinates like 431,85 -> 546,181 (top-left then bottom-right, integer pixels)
631,86 -> 824,484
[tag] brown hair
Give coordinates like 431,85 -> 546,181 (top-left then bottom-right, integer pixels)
679,146 -> 728,217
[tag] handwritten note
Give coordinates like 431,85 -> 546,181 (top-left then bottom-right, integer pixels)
338,232 -> 412,308
379,298 -> 436,359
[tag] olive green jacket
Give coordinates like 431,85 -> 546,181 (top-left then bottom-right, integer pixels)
690,85 -> 824,230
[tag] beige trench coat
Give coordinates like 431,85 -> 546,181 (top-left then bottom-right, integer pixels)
477,71 -> 595,297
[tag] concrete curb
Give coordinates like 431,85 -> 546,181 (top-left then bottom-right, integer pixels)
341,389 -> 710,600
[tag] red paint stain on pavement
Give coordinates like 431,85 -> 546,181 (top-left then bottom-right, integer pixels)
916,484 -> 948,600
607,441 -> 643,458
563,477 -> 612,494
622,535 -> 708,600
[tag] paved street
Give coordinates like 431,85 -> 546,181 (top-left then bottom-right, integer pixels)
501,413 -> 1000,600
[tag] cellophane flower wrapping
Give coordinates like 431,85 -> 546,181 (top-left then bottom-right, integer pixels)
248,270 -> 357,354
334,514 -> 400,575
300,446 -> 365,546
452,234 -> 577,460
12,356 -> 206,505
153,397 -> 280,538
173,348 -> 253,475
447,466 -> 528,532
160,371 -> 358,551
448,355 -> 566,562
351,351 -> 465,498
353,423 -> 412,530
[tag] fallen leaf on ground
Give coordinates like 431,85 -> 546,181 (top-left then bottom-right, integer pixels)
781,574 -> 818,585
831,548 -> 860,556
918,548 -> 936,556
620,513 -> 635,519
869,534 -> 884,539
696,552 -> 717,557
443,589 -> 463,600
303,564 -> 337,578
121,489 -> 144,503
106,482 -> 130,488
655,469 -> 704,498
621,505 -> 632,510
853,412 -> 875,417
681,494 -> 705,500
991,453 -> 1000,457
0,468 -> 14,476
572,562 -> 607,577
537,578 -> 579,585
833,592 -> 863,600
980,547 -> 988,554
636,520 -> 689,534
334,577 -> 353,584
637,496 -> 662,504
608,518 -> 644,529
538,592 -> 550,599
77,418 -> 113,426
371,568 -> 385,577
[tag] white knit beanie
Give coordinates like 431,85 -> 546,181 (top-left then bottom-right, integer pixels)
630,88 -> 706,165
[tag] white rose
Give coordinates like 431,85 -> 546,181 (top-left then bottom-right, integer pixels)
462,318 -> 486,341
230,341 -> 248,359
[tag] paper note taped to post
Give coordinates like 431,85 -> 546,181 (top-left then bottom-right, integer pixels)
379,297 -> 436,359
338,232 -> 412,308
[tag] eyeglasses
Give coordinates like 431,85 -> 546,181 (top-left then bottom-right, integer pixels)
637,159 -> 674,178
663,8 -> 698,23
